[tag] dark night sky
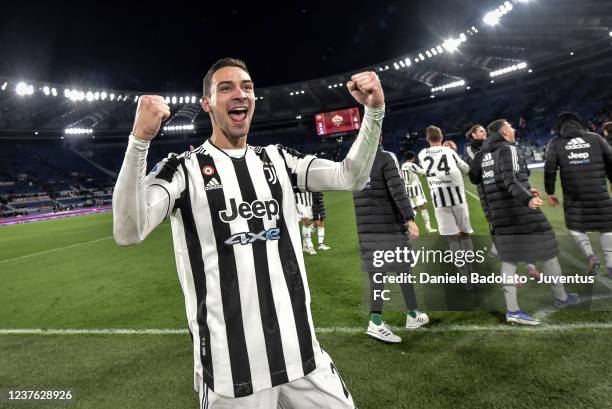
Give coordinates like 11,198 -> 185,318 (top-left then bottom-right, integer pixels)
0,0 -> 499,92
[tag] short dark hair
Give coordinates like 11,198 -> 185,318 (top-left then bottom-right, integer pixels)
405,151 -> 417,161
603,122 -> 612,135
426,126 -> 443,143
466,124 -> 484,139
202,57 -> 250,97
487,119 -> 507,135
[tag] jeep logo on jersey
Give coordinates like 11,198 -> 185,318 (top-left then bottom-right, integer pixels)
219,198 -> 280,222
565,138 -> 590,150
567,151 -> 589,160
224,228 -> 281,245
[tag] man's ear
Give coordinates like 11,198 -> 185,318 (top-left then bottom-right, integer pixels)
201,96 -> 211,113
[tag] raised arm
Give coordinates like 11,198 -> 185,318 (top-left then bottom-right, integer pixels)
294,71 -> 385,192
112,95 -> 183,246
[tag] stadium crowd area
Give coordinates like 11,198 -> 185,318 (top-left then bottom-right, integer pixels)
1,72 -> 610,219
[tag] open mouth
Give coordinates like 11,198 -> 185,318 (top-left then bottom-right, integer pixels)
228,106 -> 248,123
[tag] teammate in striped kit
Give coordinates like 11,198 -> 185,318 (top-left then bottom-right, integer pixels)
400,151 -> 436,233
418,126 -> 475,281
113,58 -> 385,408
294,191 -> 317,255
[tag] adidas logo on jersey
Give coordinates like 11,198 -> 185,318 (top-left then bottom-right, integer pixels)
482,153 -> 494,167
565,137 -> 590,150
204,177 -> 223,191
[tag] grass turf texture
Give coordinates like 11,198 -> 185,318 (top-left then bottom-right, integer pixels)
1,170 -> 611,408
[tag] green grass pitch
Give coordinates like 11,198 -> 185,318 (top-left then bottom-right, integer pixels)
1,170 -> 611,408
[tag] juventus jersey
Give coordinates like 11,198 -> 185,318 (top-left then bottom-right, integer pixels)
295,191 -> 312,206
417,146 -> 469,208
112,105 -> 384,400
400,162 -> 425,198
145,140 -> 322,398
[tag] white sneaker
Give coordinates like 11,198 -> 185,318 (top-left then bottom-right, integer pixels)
405,311 -> 429,329
366,321 -> 401,343
318,243 -> 331,251
305,247 -> 317,255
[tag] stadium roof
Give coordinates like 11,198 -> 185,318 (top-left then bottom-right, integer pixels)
0,0 -> 611,137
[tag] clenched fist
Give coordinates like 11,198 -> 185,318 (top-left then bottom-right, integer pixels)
346,71 -> 384,109
131,95 -> 171,141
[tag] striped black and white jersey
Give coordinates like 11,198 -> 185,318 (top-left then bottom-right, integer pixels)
147,140 -> 320,398
112,105 -> 385,401
295,192 -> 312,206
417,146 -> 469,208
400,161 -> 425,198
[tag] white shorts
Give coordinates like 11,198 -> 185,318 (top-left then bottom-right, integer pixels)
409,190 -> 427,209
296,204 -> 313,220
198,350 -> 355,409
434,203 -> 473,236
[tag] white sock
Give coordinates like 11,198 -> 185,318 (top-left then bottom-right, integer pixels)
569,230 -> 594,257
318,227 -> 325,244
302,225 -> 313,248
600,232 -> 612,269
543,257 -> 567,301
420,209 -> 431,230
501,262 -> 520,311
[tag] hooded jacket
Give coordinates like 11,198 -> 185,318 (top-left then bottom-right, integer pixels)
353,146 -> 415,272
473,132 -> 558,262
544,118 -> 612,232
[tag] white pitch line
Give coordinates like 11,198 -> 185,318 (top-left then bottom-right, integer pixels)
464,188 -> 481,202
1,322 -> 612,336
0,236 -> 113,265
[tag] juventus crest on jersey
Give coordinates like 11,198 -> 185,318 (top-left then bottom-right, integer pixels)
417,146 -> 469,208
149,140 -> 320,398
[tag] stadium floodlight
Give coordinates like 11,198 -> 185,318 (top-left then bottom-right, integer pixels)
436,45 -> 443,54
1,82 -> 7,91
191,96 -> 196,103
301,90 -> 304,94
609,31 -> 612,37
430,48 -> 437,56
483,10 -> 501,26
64,127 -> 93,135
110,93 -> 115,101
418,53 -> 425,60
171,96 -> 177,104
404,57 -> 411,66
399,60 -> 406,68
16,82 -> 34,96
296,115 -> 302,119
179,96 -> 184,104
443,38 -> 461,53
51,87 -> 57,96
94,92 -> 100,100
459,33 -> 467,42
431,79 -> 466,93
393,62 -> 400,70
290,92 -> 294,95
86,91 -> 94,102
425,50 -> 432,58
164,124 -> 194,132
43,86 -> 50,95
489,62 -> 529,77
101,91 -> 107,100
